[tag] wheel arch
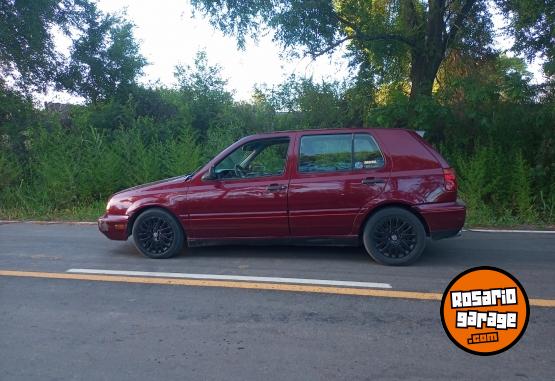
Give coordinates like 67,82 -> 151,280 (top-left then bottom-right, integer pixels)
127,205 -> 186,238
358,203 -> 430,238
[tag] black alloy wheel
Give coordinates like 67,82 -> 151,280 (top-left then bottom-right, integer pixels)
363,207 -> 426,265
132,208 -> 184,259
373,216 -> 417,258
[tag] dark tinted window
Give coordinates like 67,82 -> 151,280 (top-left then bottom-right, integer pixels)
353,134 -> 384,169
299,134 -> 352,173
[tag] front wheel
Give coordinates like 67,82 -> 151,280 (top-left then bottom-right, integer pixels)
132,208 -> 184,259
362,207 -> 426,265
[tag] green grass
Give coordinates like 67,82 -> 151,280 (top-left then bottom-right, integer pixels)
0,200 -> 105,222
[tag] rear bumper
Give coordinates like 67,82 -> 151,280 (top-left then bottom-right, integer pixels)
98,214 -> 129,241
413,199 -> 466,240
429,228 -> 462,240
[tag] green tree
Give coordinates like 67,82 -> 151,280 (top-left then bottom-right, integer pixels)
498,0 -> 555,78
0,81 -> 38,152
191,0 -> 490,102
175,51 -> 233,135
0,0 -> 93,92
265,75 -> 351,129
59,8 -> 146,102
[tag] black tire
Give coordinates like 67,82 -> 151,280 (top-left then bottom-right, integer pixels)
362,207 -> 426,265
132,208 -> 184,259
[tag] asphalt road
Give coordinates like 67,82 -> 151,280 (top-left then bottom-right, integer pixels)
1,222 -> 554,380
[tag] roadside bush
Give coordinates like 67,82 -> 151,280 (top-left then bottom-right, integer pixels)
1,69 -> 554,225
0,106 -> 202,219
0,144 -> 22,190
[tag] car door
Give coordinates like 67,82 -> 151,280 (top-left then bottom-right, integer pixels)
186,137 -> 291,239
288,132 -> 390,237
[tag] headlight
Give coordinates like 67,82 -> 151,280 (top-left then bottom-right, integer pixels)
106,199 -> 113,212
106,198 -> 132,213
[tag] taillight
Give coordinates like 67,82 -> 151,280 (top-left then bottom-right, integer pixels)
443,168 -> 457,191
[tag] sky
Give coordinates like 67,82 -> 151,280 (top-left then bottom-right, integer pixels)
46,0 -> 350,104
45,0 -> 545,104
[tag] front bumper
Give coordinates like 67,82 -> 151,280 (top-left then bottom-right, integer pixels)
98,214 -> 129,241
413,199 -> 466,240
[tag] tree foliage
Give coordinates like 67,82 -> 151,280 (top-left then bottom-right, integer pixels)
191,0 -> 490,101
59,8 -> 146,102
175,51 -> 234,135
0,0 -> 145,100
499,0 -> 555,77
0,0 -> 93,92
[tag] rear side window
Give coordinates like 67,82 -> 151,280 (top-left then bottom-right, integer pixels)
299,134 -> 352,172
299,133 -> 384,173
353,134 -> 384,169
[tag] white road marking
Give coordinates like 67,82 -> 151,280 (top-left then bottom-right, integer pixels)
467,228 -> 555,234
67,268 -> 392,289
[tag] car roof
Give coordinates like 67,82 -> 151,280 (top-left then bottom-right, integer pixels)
243,127 -> 410,140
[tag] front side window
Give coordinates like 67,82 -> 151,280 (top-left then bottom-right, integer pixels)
299,134 -> 352,173
214,138 -> 289,179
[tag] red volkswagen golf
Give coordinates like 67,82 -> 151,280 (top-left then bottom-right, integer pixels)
98,128 -> 465,265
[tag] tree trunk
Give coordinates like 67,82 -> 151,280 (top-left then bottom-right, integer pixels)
408,0 -> 446,103
408,48 -> 443,102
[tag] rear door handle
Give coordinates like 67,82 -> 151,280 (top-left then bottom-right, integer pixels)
267,183 -> 287,192
361,177 -> 386,185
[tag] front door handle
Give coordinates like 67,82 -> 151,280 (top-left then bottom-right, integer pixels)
267,183 -> 287,192
361,177 -> 386,185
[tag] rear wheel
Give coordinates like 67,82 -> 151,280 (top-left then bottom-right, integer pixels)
132,208 -> 184,259
362,207 -> 426,265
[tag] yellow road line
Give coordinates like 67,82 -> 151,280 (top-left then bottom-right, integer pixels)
1,270 -> 554,307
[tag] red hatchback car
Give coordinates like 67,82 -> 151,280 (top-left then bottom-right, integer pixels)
98,128 -> 465,265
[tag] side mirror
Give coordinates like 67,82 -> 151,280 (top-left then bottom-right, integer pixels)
202,166 -> 217,181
